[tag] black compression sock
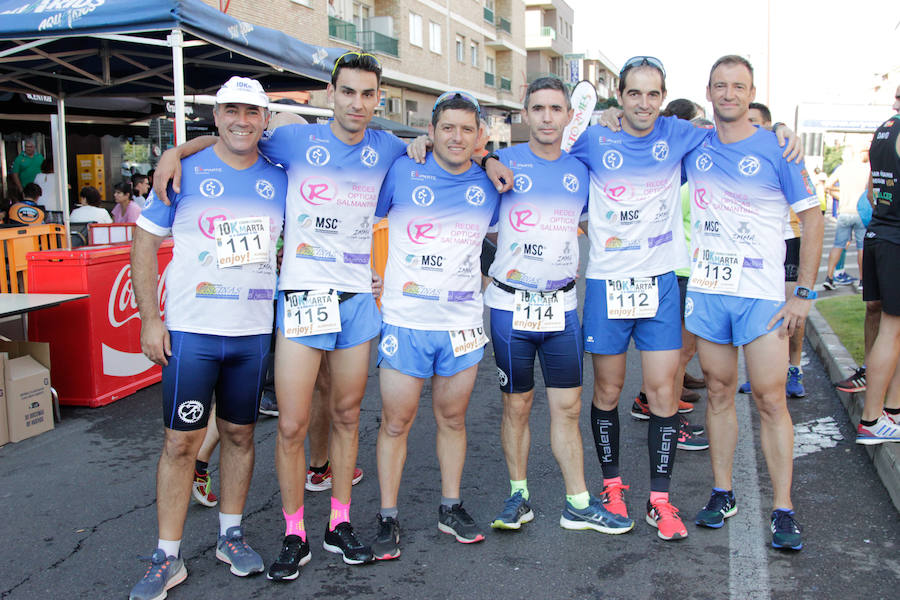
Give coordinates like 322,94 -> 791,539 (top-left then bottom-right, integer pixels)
591,405 -> 620,480
648,413 -> 679,493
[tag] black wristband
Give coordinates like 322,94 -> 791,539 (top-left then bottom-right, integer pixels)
480,152 -> 500,170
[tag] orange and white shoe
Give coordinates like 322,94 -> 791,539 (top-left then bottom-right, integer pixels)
646,498 -> 688,540
598,481 -> 629,518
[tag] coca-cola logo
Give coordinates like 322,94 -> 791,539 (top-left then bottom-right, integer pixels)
108,263 -> 169,328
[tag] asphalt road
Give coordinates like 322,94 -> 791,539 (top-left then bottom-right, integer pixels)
2,225 -> 899,600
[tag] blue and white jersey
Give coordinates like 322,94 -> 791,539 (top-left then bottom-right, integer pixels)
137,147 -> 286,336
261,123 -> 407,293
485,144 -> 588,312
684,128 -> 819,301
376,154 -> 500,330
570,116 -> 710,279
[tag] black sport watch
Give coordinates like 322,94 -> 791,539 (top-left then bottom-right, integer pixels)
480,152 -> 500,170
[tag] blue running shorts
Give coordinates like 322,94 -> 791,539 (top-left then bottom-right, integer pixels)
684,291 -> 785,346
377,324 -> 484,378
163,331 -> 271,431
583,272 -> 682,355
276,291 -> 381,351
490,308 -> 583,393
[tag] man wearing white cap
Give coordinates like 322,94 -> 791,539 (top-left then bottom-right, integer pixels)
129,76 -> 287,600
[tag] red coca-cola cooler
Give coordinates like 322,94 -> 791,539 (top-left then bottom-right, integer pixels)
27,242 -> 172,407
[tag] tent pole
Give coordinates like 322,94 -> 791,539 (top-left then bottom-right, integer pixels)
52,96 -> 71,249
168,28 -> 187,146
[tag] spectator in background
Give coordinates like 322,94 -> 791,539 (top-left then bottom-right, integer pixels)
111,181 -> 141,223
9,182 -> 46,224
10,138 -> 43,192
71,186 -> 112,223
132,173 -> 151,207
823,148 -> 870,290
32,158 -> 61,213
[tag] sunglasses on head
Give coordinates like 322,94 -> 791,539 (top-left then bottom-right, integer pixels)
331,51 -> 381,77
619,56 -> 666,79
432,90 -> 481,116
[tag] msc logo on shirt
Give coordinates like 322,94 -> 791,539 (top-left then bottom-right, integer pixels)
255,179 -> 275,200
562,173 -> 580,193
513,174 -> 533,193
360,146 -> 379,167
306,145 -> 330,166
602,150 -> 624,170
652,141 -> 669,162
618,209 -> 640,224
738,155 -> 761,177
412,185 -> 435,207
199,178 -> 224,198
695,153 -> 713,172
466,185 -> 487,206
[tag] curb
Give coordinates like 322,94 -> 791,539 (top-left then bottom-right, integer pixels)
806,303 -> 900,512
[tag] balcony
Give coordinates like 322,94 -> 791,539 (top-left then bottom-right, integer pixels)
484,7 -> 494,23
358,30 -> 398,57
329,16 -> 357,44
496,16 -> 511,34
484,72 -> 495,87
499,76 -> 512,92
540,26 -> 556,39
526,24 -> 569,56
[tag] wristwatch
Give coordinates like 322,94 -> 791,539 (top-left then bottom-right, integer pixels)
793,286 -> 817,300
480,152 -> 500,170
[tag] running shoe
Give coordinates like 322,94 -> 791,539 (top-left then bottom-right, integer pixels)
738,381 -> 752,394
677,419 -> 709,450
630,392 -> 693,420
694,488 -> 737,528
266,535 -> 310,581
835,367 -> 866,393
834,272 -> 857,286
786,366 -> 806,398
884,410 -> 900,425
770,509 -> 802,550
191,470 -> 218,507
680,413 -> 705,436
681,386 -> 701,403
258,389 -> 279,416
597,481 -> 629,518
559,497 -> 634,534
438,503 -> 485,543
216,526 -> 264,576
646,499 -> 688,540
856,416 -> 900,445
371,514 -> 401,561
130,549 -> 187,600
305,465 -> 364,492
683,372 -> 706,389
490,490 -> 534,530
323,521 -> 374,564
822,276 -> 836,290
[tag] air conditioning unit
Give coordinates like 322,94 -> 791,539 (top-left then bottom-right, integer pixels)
388,98 -> 401,114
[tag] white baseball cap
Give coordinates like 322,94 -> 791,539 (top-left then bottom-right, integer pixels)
215,76 -> 269,108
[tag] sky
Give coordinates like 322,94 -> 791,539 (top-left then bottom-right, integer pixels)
571,0 -> 899,122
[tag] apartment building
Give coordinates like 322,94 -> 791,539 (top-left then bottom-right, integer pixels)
523,0 -> 573,84
202,0 -> 527,147
581,50 -> 619,101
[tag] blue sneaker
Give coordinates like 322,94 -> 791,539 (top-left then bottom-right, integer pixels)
771,509 -> 803,550
129,549 -> 187,600
216,526 -> 265,576
834,272 -> 857,286
491,490 -> 534,530
786,366 -> 806,398
695,488 -> 737,528
738,381 -> 751,394
559,497 -> 634,534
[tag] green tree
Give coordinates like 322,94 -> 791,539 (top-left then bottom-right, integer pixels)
596,97 -> 620,110
823,143 -> 843,175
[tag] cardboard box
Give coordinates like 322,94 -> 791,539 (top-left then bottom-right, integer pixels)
0,342 -> 53,443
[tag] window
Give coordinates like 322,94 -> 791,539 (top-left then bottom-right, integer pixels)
353,2 -> 369,30
456,36 -> 465,62
486,55 -> 495,74
470,41 -> 478,67
429,21 -> 442,53
409,13 -> 423,47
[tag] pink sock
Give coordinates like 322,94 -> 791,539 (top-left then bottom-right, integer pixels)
283,506 -> 305,540
603,476 -> 624,488
329,497 -> 350,531
650,491 -> 670,505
